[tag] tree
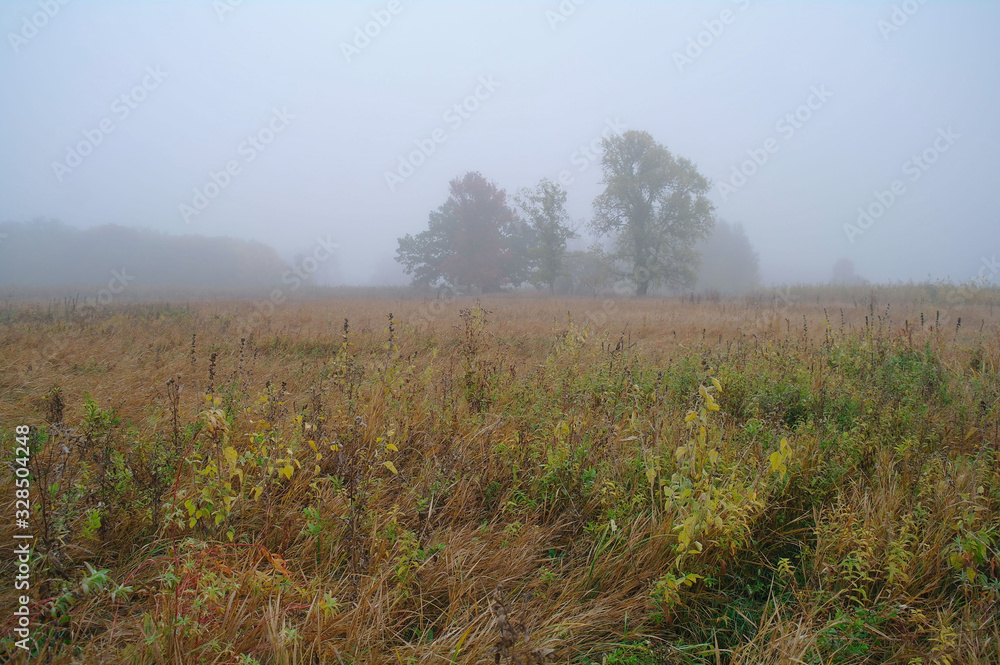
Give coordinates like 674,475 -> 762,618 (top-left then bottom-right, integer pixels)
395,172 -> 522,292
591,130 -> 715,296
564,245 -> 613,297
0,218 -> 289,288
694,219 -> 761,295
831,258 -> 867,286
514,178 -> 577,293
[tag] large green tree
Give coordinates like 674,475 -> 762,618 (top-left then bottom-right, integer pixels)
514,178 -> 577,293
395,172 -> 523,292
591,130 -> 715,296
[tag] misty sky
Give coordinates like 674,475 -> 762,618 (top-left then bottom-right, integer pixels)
1,0 -> 998,286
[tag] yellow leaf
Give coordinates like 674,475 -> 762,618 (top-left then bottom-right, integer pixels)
308,440 -> 317,452
223,446 -> 239,471
711,378 -> 722,393
386,443 -> 398,452
268,554 -> 293,577
646,468 -> 657,484
684,411 -> 698,423
280,465 -> 294,480
383,461 -> 398,475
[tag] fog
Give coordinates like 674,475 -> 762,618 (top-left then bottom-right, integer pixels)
1,0 -> 997,288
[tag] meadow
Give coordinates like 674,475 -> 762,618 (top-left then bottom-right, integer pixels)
1,286 -> 999,664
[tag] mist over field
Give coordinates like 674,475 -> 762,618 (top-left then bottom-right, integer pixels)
1,0 -> 998,293
5,5 -> 1000,663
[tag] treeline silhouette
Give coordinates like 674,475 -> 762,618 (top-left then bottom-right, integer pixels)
0,219 -> 287,288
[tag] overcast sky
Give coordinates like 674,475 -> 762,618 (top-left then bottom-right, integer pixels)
1,0 -> 998,285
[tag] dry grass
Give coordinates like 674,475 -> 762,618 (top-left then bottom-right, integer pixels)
1,287 -> 998,664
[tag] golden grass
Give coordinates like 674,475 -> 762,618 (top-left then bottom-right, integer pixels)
0,289 -> 998,664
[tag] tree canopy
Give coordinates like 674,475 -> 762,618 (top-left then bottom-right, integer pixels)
396,172 -> 525,292
514,178 -> 577,293
0,219 -> 289,288
591,130 -> 715,295
394,131 -> 741,297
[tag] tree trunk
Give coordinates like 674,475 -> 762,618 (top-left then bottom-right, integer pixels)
636,281 -> 649,297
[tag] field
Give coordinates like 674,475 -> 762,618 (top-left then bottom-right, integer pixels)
1,287 -> 999,664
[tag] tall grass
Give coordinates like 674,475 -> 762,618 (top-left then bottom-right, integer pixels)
1,293 -> 997,664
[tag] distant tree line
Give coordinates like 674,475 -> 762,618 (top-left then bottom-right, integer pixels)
396,129 -> 761,296
0,219 -> 288,288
